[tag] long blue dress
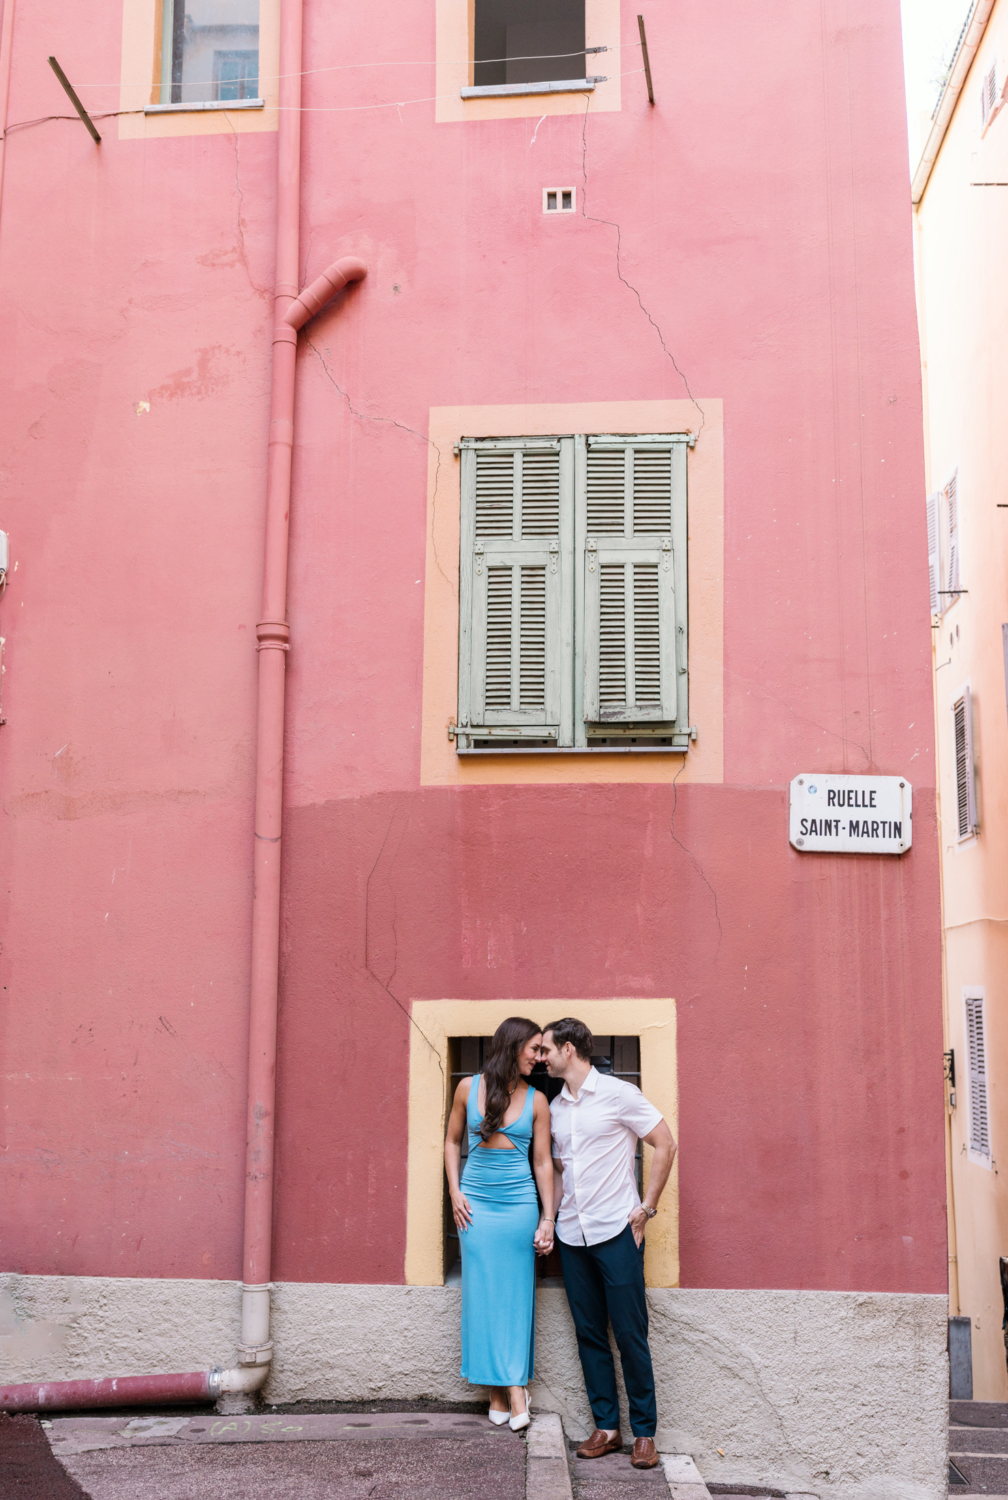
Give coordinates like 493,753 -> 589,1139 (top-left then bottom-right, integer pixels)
459,1076 -> 539,1387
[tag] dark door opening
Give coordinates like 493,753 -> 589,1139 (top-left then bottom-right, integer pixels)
445,1034 -> 642,1280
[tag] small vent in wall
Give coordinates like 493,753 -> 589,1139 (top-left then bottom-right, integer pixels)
543,187 -> 575,214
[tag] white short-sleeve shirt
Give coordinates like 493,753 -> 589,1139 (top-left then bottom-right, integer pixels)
550,1067 -> 664,1246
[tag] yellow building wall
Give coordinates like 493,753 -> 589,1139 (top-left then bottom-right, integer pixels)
916,0 -> 1008,1399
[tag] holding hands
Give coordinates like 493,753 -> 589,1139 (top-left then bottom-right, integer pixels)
533,1216 -> 555,1256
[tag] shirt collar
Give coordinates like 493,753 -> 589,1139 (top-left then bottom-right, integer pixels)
560,1065 -> 599,1103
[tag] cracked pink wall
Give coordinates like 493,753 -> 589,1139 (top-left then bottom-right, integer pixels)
0,0 -> 944,1292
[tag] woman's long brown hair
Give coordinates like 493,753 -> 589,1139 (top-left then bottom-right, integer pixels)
479,1016 -> 542,1140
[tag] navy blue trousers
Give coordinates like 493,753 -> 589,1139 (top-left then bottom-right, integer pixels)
558,1224 -> 657,1437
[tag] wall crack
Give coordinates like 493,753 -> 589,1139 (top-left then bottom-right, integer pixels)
305,340 -> 452,595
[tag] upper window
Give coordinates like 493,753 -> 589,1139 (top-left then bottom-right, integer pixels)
474,0 -> 585,87
456,434 -> 689,752
160,0 -> 260,105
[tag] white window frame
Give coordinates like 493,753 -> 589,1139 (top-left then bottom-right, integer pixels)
965,988 -> 992,1167
927,469 -> 961,618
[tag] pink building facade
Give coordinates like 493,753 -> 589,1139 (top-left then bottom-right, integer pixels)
1,0 -> 948,1492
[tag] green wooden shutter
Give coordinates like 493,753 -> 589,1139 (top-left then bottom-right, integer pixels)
580,438 -> 687,733
458,438 -> 574,747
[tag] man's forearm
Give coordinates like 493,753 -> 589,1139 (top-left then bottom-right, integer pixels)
642,1142 -> 675,1210
551,1163 -> 564,1221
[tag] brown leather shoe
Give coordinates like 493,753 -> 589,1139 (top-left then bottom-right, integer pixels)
631,1436 -> 660,1469
576,1428 -> 623,1459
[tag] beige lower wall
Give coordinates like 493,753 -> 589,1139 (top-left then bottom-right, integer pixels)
1,1274 -> 947,1499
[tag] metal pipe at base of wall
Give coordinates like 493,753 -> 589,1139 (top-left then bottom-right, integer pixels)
0,1364 -> 269,1413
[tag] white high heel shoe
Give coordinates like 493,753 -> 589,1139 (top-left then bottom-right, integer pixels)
488,1398 -> 510,1426
508,1388 -> 530,1432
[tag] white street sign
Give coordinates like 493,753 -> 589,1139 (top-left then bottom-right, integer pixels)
789,774 -> 912,854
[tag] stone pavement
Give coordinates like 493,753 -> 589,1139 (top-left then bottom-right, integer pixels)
0,1404 -> 859,1500
0,1406 -> 726,1500
7,1395 -> 984,1498
48,1410 -> 528,1499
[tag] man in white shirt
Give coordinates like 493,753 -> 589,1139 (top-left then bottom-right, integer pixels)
536,1018 -> 676,1471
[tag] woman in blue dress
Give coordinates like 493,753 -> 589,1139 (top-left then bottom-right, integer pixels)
444,1017 -> 556,1430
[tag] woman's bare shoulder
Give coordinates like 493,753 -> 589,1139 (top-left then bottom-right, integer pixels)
455,1075 -> 473,1104
532,1087 -> 550,1115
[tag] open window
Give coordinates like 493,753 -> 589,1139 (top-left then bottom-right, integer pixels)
444,1034 -> 642,1280
473,0 -> 585,87
159,0 -> 260,105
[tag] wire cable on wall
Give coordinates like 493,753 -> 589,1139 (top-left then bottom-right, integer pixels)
2,70 -> 645,135
68,43 -> 637,91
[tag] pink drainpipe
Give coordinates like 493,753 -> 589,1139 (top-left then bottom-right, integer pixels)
0,0 -> 365,1417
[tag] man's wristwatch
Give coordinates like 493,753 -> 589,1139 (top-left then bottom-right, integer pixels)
641,1204 -> 658,1219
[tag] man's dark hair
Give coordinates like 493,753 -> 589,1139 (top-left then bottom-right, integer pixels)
544,1017 -> 593,1061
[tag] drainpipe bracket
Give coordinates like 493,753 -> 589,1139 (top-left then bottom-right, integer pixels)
256,621 -> 290,652
236,1342 -> 274,1367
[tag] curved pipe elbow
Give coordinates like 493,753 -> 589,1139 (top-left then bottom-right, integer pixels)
285,256 -> 367,332
210,1363 -> 271,1400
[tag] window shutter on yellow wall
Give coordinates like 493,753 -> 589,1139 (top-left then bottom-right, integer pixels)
953,686 -> 978,839
946,471 -> 960,602
458,439 -> 574,745
948,471 -> 960,606
580,440 -> 686,733
965,990 -> 990,1159
926,492 -> 940,617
